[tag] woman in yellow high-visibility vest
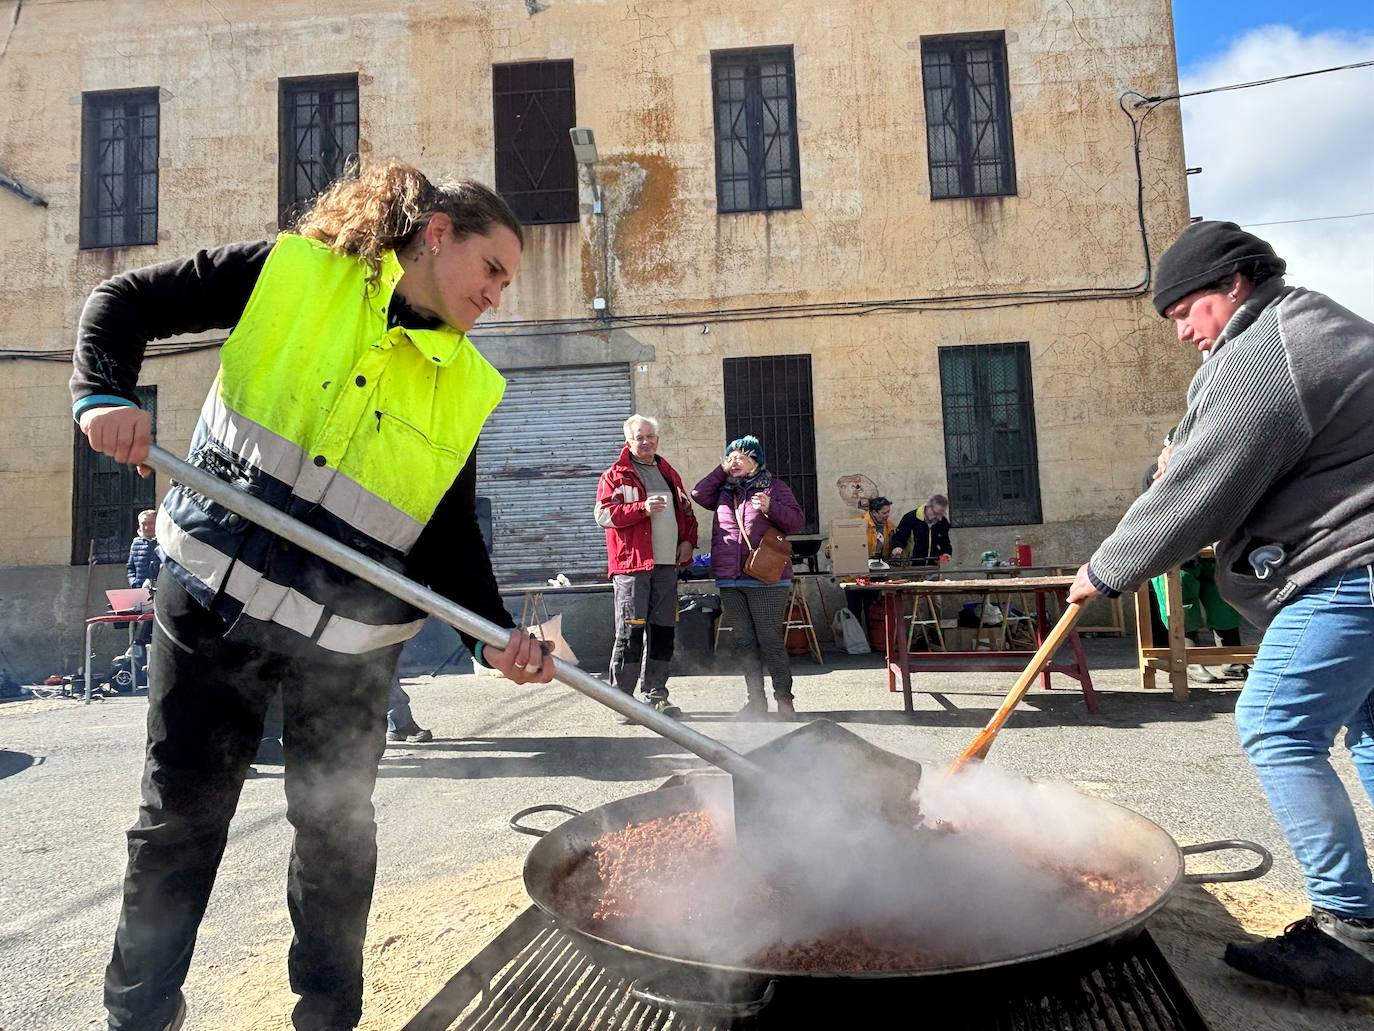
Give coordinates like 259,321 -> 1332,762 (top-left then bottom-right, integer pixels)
72,161 -> 553,1031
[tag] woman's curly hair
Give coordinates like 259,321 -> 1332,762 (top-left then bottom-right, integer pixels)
293,160 -> 523,288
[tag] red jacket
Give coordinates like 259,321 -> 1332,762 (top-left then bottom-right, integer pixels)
596,446 -> 699,575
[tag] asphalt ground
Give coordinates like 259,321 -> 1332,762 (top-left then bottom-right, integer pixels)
2,636 -> 1372,1029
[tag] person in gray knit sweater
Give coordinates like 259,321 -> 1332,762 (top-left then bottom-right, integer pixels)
1070,221 -> 1374,995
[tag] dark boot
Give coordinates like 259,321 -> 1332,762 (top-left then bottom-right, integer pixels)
1224,910 -> 1374,995
774,696 -> 798,721
253,736 -> 285,765
162,993 -> 187,1031
735,696 -> 768,720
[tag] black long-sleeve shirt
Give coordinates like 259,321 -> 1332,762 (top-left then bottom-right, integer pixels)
71,240 -> 515,651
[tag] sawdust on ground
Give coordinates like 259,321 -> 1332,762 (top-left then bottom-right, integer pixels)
191,854 -> 528,1031
0,696 -> 90,716
191,858 -> 1374,1030
1154,880 -> 1374,1031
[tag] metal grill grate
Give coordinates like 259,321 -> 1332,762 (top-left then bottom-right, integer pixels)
407,910 -> 1208,1031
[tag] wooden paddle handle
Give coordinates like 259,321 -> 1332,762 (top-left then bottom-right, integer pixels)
949,601 -> 1085,773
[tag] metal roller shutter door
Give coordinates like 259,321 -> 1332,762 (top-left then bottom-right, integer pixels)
477,364 -> 632,584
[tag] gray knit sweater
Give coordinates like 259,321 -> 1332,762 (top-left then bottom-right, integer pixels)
1089,278 -> 1374,628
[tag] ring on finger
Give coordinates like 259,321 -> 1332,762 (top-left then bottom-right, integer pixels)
514,661 -> 528,671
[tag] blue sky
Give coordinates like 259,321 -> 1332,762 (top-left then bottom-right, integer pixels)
1168,6 -> 1374,317
1172,3 -> 1374,67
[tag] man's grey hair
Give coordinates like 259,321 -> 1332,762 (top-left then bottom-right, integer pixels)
623,414 -> 659,440
138,509 -> 157,520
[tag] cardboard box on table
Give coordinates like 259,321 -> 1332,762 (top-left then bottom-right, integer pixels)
828,517 -> 870,576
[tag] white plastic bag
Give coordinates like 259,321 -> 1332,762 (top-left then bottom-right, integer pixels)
831,609 -> 871,655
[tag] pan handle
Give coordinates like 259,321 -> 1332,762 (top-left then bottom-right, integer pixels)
629,977 -> 776,1019
509,804 -> 582,838
1181,839 -> 1273,883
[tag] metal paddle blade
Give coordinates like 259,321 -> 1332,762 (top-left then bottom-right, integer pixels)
731,720 -> 926,859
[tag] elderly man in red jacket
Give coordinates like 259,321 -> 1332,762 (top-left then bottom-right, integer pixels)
595,414 -> 698,716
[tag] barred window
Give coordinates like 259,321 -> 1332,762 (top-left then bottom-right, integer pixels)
921,34 -> 1016,200
279,75 -> 359,228
72,387 -> 158,565
723,355 -> 818,533
711,47 -> 802,214
939,343 -> 1041,527
80,89 -> 159,249
493,60 -> 578,225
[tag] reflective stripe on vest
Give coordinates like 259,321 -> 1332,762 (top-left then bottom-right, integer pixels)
158,510 -> 424,654
197,385 -> 425,554
159,234 -> 504,654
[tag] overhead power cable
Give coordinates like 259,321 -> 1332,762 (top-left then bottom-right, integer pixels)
1241,211 -> 1374,229
1133,58 -> 1374,106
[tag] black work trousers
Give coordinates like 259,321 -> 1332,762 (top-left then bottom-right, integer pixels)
104,570 -> 398,1031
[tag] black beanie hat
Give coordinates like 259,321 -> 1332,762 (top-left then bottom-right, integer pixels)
1152,221 -> 1286,317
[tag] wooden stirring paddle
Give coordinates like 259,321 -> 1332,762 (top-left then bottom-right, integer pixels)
948,601 -> 1085,774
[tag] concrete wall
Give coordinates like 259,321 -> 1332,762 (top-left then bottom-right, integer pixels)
0,0 -> 1187,677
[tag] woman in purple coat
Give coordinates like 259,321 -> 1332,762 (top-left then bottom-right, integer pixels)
692,435 -> 806,718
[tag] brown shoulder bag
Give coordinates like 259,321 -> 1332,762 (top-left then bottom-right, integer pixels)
737,500 -> 792,584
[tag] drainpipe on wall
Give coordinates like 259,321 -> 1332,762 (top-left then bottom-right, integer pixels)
593,174 -> 611,322
570,126 -> 611,322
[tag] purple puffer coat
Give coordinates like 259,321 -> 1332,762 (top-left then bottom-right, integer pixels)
691,466 -> 806,582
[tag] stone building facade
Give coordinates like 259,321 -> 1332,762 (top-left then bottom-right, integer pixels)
0,0 -> 1192,676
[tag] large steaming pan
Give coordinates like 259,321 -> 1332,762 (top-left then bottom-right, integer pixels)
510,742 -> 1269,1014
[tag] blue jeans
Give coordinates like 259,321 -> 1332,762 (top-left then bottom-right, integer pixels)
386,677 -> 413,731
1235,565 -> 1374,918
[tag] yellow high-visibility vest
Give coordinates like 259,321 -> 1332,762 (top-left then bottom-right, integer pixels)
220,233 -> 505,528
159,233 -> 505,654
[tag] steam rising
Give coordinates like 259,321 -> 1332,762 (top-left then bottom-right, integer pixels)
582,726 -> 1174,974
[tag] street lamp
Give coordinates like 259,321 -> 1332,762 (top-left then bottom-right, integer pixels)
570,127 -> 598,165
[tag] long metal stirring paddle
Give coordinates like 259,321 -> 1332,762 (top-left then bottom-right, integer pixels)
142,444 -> 768,783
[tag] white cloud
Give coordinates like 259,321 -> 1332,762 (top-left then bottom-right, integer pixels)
1179,26 -> 1374,319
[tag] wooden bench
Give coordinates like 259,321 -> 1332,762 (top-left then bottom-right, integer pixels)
1135,556 -> 1258,701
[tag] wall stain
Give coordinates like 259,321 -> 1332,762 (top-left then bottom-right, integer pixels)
604,153 -> 685,291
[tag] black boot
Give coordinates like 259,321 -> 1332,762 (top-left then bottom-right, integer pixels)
1224,910 -> 1374,995
253,736 -> 285,765
735,695 -> 768,720
774,696 -> 798,721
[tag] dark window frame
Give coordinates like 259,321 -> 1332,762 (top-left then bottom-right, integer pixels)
938,343 -> 1042,527
920,32 -> 1017,200
72,387 -> 158,565
278,73 -> 360,229
711,46 -> 803,214
722,355 -> 819,534
79,88 -> 160,249
492,59 -> 579,225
